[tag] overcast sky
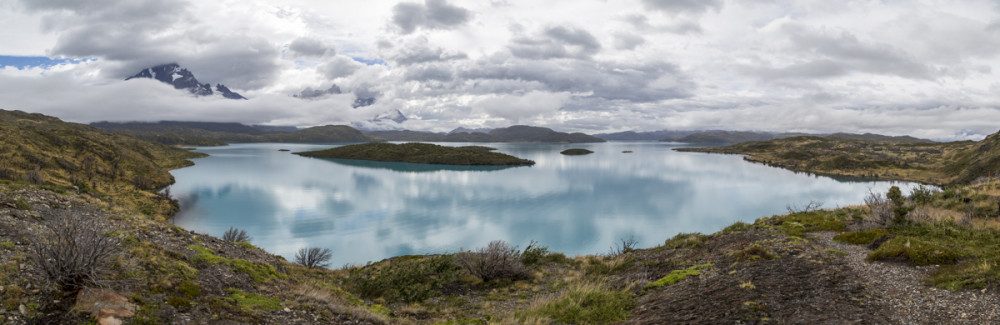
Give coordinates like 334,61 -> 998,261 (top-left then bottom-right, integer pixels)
1,0 -> 1000,140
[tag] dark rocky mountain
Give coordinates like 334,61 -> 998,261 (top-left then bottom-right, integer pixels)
353,96 -> 376,108
372,109 -> 408,123
125,63 -> 246,100
294,85 -> 342,99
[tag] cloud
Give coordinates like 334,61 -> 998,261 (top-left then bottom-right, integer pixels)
509,26 -> 602,59
474,91 -> 574,121
640,0 -> 723,15
318,56 -> 364,79
745,22 -> 936,82
404,64 -> 454,82
288,37 -> 335,57
459,55 -> 693,103
387,38 -> 468,65
391,0 -> 472,34
613,32 -> 646,50
17,0 -> 282,90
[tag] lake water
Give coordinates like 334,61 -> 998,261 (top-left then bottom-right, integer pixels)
169,142 -> 916,266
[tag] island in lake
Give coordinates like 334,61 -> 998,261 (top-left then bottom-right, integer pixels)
560,148 -> 594,155
294,142 -> 535,166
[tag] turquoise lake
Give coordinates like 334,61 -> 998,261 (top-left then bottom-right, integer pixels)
168,142 -> 916,266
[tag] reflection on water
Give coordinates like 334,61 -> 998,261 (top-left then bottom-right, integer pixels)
169,142 -> 917,266
308,157 -> 526,172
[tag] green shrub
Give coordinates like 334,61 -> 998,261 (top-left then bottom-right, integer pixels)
834,229 -> 891,245
347,255 -> 465,303
868,237 -> 960,266
521,283 -> 633,324
910,185 -> 936,205
520,240 -> 550,266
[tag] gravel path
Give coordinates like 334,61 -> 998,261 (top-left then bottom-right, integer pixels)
812,231 -> 1000,324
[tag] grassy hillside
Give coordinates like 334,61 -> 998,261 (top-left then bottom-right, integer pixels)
295,142 -> 535,166
677,135 -> 979,185
0,110 -> 206,217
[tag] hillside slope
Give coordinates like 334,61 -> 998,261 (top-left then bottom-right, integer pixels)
677,134 -> 985,185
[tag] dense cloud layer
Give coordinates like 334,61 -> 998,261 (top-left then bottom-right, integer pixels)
2,0 -> 1000,140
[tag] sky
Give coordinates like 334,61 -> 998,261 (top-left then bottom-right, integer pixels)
1,0 -> 1000,140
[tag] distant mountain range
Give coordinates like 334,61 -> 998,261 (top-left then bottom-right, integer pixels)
91,121 -> 366,145
596,129 -> 932,145
126,63 -> 246,100
366,125 -> 605,143
92,122 -> 605,145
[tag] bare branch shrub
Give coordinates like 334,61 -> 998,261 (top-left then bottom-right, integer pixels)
456,240 -> 528,282
609,236 -> 638,257
222,227 -> 252,243
25,167 -> 45,184
295,247 -> 333,269
29,212 -> 121,292
865,189 -> 893,226
787,200 -> 823,214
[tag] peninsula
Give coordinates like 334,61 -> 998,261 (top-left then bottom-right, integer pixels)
294,142 -> 535,166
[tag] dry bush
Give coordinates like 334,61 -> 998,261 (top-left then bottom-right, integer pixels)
29,212 -> 121,292
456,240 -> 528,282
222,227 -> 251,243
295,247 -> 333,269
25,167 -> 45,184
865,189 -> 893,226
609,236 -> 638,257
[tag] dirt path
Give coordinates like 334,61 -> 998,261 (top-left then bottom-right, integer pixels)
812,231 -> 1000,324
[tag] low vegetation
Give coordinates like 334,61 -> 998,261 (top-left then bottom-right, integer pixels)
295,142 -> 536,166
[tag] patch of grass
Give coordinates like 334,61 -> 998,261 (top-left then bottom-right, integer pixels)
759,211 -> 847,237
722,222 -> 754,234
834,228 -> 891,245
645,263 -> 713,289
662,232 -> 710,249
868,237 -> 960,266
166,296 -> 192,310
346,255 -> 467,303
188,245 -> 286,283
235,242 -> 258,250
225,288 -> 283,313
177,281 -> 201,298
519,282 -> 633,324
929,255 -> 1000,290
0,241 -> 14,250
732,245 -> 777,261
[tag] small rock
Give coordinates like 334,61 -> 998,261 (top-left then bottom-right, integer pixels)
18,304 -> 27,315
284,307 -> 291,313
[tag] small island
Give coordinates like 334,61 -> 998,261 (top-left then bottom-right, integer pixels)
295,142 -> 535,166
560,148 -> 594,155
